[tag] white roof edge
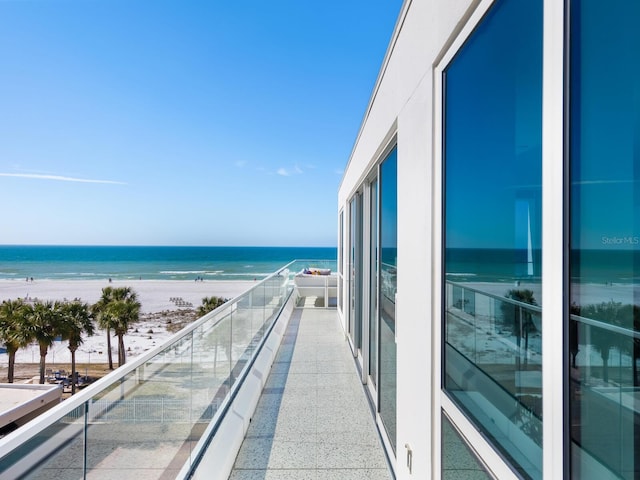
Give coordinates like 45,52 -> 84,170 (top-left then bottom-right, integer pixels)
338,0 -> 413,193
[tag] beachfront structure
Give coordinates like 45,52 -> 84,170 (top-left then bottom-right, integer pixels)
1,1 -> 639,479
337,0 -> 640,478
0,385 -> 61,435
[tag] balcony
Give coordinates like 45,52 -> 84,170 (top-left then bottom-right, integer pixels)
0,261 -> 392,480
229,307 -> 390,479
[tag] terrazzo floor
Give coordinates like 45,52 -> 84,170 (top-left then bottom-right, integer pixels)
229,307 -> 393,480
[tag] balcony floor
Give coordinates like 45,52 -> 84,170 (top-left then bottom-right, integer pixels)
229,307 -> 393,480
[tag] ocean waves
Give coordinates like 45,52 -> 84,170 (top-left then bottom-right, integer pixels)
0,245 -> 337,281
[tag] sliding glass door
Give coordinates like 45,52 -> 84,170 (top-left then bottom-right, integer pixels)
442,0 -> 543,477
338,210 -> 344,314
349,193 -> 363,352
379,148 -> 397,452
569,2 -> 640,477
346,147 -> 397,452
369,177 -> 379,386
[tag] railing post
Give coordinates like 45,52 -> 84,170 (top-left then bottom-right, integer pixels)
83,401 -> 89,480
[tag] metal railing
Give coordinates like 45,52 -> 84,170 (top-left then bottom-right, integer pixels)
0,261 -> 304,480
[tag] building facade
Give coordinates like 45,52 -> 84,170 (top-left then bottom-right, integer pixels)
337,0 -> 640,478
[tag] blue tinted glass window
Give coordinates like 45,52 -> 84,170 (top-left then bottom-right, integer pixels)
349,194 -> 362,345
379,147 -> 397,451
569,1 -> 640,478
370,177 -> 379,386
339,210 -> 344,312
443,0 -> 543,478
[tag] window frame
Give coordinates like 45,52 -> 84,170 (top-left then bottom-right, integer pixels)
432,0 -> 566,478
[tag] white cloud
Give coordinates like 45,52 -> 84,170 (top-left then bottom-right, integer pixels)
0,173 -> 127,185
277,165 -> 304,177
235,160 -> 247,168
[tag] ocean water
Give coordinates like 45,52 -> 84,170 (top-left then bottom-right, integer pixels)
446,248 -> 640,284
446,248 -> 542,283
0,246 -> 337,281
2,246 -> 635,284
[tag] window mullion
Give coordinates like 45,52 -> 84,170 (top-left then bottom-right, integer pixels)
541,0 -> 566,478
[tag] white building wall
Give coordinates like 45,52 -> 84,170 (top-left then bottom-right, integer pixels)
395,71 -> 432,479
337,1 -> 486,479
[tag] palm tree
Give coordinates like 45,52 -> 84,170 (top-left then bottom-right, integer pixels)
94,287 -> 140,368
501,289 -> 538,365
110,298 -> 140,366
620,304 -> 640,386
0,299 -> 31,383
23,301 -> 60,384
58,301 -> 95,394
569,303 -> 580,369
93,287 -> 116,370
577,300 -> 625,383
196,296 -> 227,317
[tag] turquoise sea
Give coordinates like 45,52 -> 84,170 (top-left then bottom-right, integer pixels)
0,246 -> 337,281
446,248 -> 640,284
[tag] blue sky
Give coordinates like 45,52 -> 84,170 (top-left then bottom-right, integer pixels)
0,0 -> 402,247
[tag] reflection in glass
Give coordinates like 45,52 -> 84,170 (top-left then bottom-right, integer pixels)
569,2 -> 640,478
443,0 -> 542,477
370,177 -> 379,386
339,211 -> 344,312
1,405 -> 86,478
349,194 -> 363,350
379,148 -> 397,451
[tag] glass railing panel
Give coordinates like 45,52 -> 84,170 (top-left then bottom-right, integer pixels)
262,277 -> 274,332
231,288 -> 259,382
192,310 -> 232,415
264,270 -> 288,324
211,306 -> 235,402
83,332 -> 197,477
235,290 -> 254,370
0,404 -> 86,479
183,309 -> 235,468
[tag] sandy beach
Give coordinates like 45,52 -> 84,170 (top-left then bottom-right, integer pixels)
0,278 -> 255,368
